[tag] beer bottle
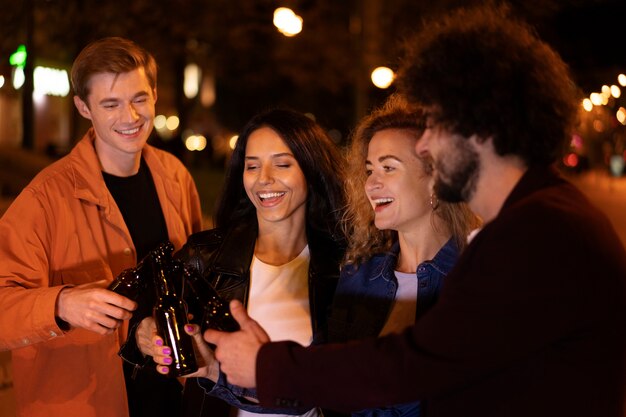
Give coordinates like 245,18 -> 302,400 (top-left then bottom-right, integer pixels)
151,242 -> 198,377
107,249 -> 152,301
183,266 -> 240,333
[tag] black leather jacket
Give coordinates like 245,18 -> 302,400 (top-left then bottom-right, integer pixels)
120,219 -> 344,365
176,220 -> 344,338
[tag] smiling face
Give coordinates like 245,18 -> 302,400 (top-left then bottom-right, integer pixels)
365,128 -> 432,233
243,127 -> 308,227
73,67 -> 156,175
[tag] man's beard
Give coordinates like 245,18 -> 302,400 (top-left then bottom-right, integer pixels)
433,145 -> 480,203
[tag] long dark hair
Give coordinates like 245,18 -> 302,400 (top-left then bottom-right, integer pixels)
215,108 -> 346,242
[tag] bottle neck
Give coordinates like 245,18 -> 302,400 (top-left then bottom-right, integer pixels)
151,242 -> 177,298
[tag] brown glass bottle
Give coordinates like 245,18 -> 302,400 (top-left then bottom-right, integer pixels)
107,254 -> 149,301
182,266 -> 240,333
151,242 -> 198,377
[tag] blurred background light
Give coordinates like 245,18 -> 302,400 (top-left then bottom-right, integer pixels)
12,67 -> 25,89
371,66 -> 394,89
590,92 -> 602,106
273,7 -> 303,36
154,115 -> 167,130
185,134 -> 207,151
33,66 -> 70,97
165,115 -> 180,131
610,85 -> 621,98
184,63 -> 201,99
9,45 -> 27,68
228,135 -> 238,150
617,107 -> 626,125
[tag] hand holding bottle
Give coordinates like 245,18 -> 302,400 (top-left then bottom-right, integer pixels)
55,279 -> 137,334
151,243 -> 198,377
151,323 -> 219,381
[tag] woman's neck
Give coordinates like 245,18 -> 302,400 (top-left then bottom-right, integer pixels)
255,218 -> 308,266
395,219 -> 450,273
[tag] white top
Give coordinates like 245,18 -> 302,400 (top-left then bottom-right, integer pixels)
237,245 -> 318,417
379,270 -> 418,336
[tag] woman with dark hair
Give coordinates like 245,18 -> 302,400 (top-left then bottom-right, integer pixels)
324,95 -> 480,417
128,108 -> 346,417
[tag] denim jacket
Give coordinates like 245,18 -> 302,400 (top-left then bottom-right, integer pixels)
325,238 -> 459,417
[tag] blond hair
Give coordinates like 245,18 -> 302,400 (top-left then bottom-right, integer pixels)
342,95 -> 480,267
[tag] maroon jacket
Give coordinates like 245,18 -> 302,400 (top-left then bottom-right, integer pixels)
256,166 -> 626,417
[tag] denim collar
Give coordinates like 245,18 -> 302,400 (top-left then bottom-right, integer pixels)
378,238 -> 459,280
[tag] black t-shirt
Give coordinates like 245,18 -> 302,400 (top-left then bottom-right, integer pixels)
102,158 -> 168,261
103,158 -> 182,417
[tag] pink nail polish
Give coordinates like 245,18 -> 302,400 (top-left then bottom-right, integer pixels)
160,366 -> 169,374
155,339 -> 163,346
185,325 -> 194,332
163,357 -> 172,364
163,347 -> 171,355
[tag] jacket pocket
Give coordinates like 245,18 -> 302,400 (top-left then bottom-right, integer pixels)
52,261 -> 113,286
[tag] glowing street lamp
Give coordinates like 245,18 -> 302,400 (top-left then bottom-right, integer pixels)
371,66 -> 395,89
273,7 -> 303,37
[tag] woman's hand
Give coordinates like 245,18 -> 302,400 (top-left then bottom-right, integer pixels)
152,323 -> 219,381
135,317 -> 158,357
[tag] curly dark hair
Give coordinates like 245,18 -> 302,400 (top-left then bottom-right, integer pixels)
397,5 -> 580,166
215,108 -> 346,242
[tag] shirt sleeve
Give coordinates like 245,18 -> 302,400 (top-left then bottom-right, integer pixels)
0,189 -> 68,350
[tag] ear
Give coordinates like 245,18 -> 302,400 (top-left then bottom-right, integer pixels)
73,96 -> 92,120
152,88 -> 158,104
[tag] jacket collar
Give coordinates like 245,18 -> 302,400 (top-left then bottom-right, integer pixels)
68,129 -> 110,207
378,238 -> 459,279
213,219 -> 258,276
427,238 -> 460,275
69,128 -> 175,209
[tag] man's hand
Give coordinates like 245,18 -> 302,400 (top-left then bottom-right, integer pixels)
55,279 -> 137,334
204,299 -> 270,388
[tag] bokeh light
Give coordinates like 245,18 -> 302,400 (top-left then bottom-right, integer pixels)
371,66 -> 395,89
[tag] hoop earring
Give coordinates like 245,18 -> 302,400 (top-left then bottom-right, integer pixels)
430,192 -> 440,211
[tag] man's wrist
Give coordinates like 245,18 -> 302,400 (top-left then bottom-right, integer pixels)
54,285 -> 74,330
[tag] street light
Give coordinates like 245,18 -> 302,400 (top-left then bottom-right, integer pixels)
371,66 -> 394,89
273,7 -> 303,37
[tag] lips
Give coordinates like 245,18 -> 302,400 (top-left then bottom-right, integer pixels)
115,126 -> 141,136
373,197 -> 394,208
258,191 -> 286,205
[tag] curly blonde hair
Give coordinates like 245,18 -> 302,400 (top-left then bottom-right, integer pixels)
342,95 -> 480,267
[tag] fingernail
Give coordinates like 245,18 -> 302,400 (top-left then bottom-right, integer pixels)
162,347 -> 171,355
185,325 -> 194,332
155,339 -> 163,346
160,366 -> 169,374
163,357 -> 172,364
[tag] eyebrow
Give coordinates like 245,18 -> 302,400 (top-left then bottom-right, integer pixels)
98,91 -> 150,106
365,155 -> 403,165
245,152 -> 294,160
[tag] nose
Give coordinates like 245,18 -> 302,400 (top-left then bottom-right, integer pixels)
415,129 -> 432,157
121,103 -> 140,123
364,171 -> 382,192
258,164 -> 274,185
